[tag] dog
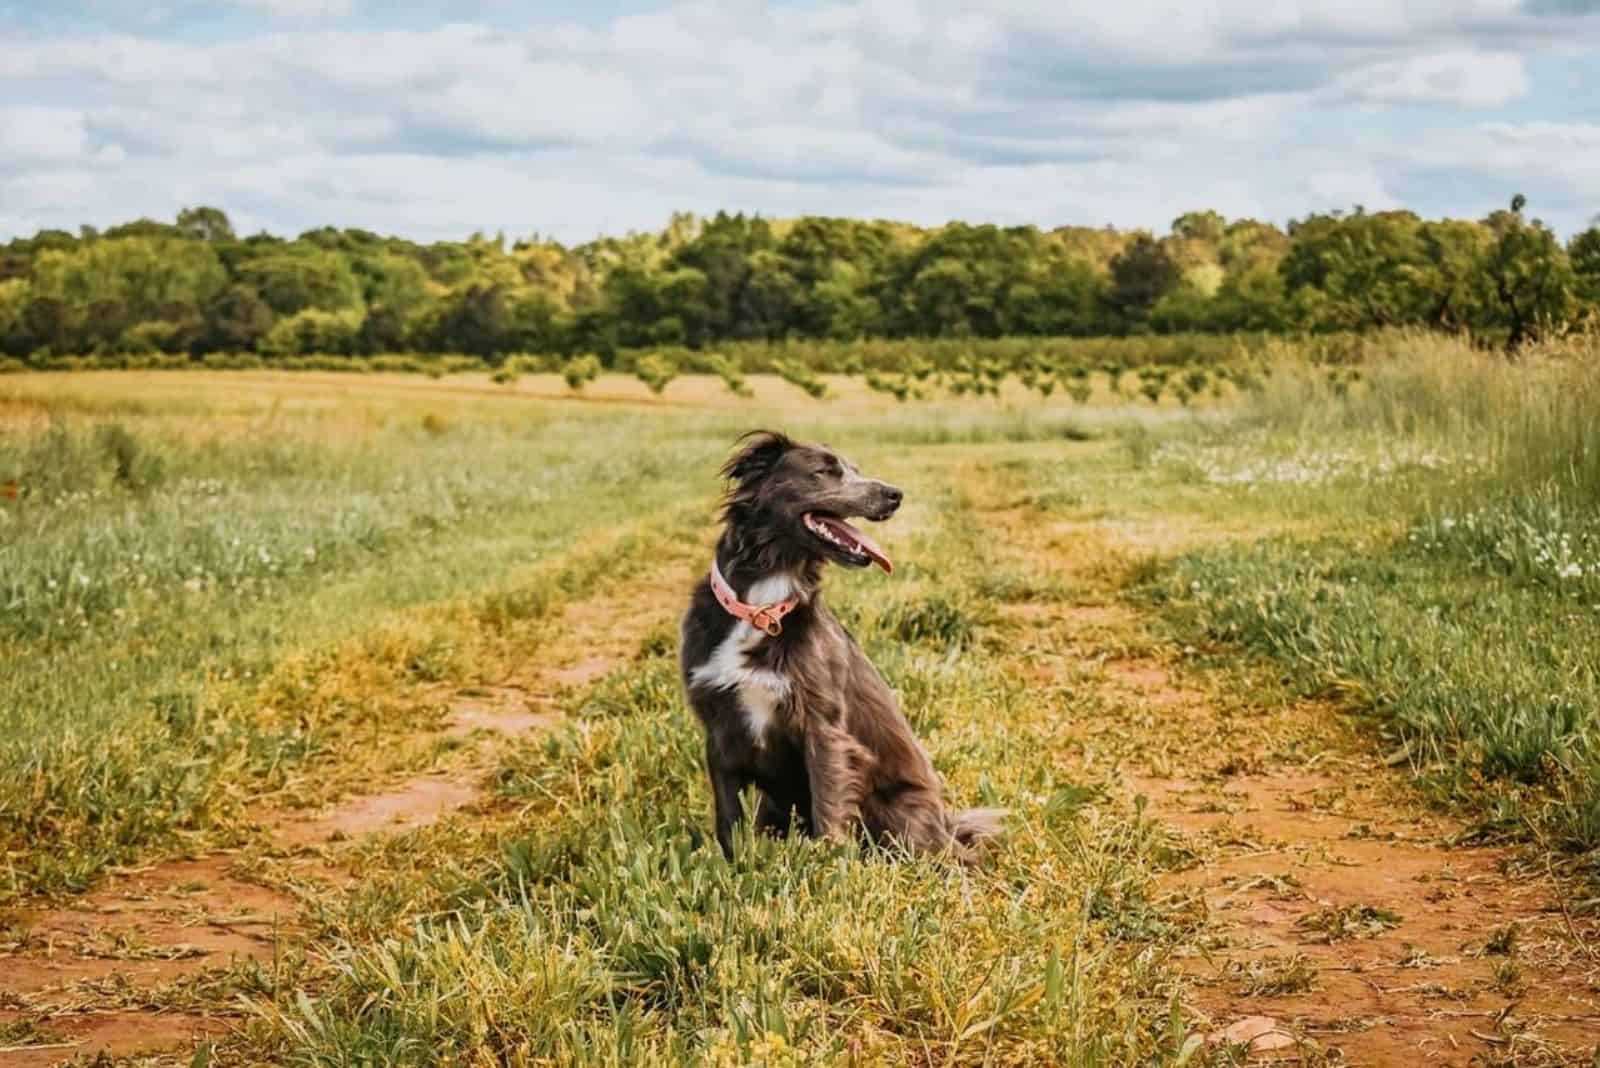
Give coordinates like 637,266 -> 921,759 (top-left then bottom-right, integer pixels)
678,430 -> 1003,862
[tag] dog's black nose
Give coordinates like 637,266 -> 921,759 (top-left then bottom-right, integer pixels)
882,485 -> 904,509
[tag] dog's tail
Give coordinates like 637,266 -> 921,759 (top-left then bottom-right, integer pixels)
951,807 -> 1007,849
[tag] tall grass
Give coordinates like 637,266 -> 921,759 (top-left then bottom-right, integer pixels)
1151,332 -> 1600,855
1242,332 -> 1599,509
0,405 -> 722,897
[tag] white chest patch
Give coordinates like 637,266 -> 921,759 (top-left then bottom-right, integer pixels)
689,572 -> 796,746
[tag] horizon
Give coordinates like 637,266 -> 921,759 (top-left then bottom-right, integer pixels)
3,2 -> 1599,244
3,200 -> 1587,250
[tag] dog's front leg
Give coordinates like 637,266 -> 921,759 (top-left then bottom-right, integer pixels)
706,744 -> 746,859
804,723 -> 872,843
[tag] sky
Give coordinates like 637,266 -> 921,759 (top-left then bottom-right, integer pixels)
2,1 -> 1598,245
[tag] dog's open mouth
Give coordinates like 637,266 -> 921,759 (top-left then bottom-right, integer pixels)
803,512 -> 893,573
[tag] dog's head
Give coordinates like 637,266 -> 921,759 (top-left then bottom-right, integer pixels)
720,430 -> 902,573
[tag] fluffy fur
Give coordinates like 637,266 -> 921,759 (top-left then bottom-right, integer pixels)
679,431 -> 1004,862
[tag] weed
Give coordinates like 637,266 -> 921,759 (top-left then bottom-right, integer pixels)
1295,904 -> 1402,943
1483,923 -> 1519,956
1229,953 -> 1317,995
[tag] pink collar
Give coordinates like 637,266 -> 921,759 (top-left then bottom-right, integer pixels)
709,560 -> 799,637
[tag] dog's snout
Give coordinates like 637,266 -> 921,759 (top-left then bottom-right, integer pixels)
879,483 -> 904,513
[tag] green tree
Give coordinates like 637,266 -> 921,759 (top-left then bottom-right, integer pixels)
1171,210 -> 1227,243
1209,266 -> 1289,332
1481,197 -> 1577,349
430,284 -> 510,357
203,285 -> 276,352
1280,211 -> 1432,330
669,212 -> 777,343
0,279 -> 31,356
1570,224 -> 1600,307
1416,220 -> 1493,332
237,249 -> 363,317
1107,234 -> 1179,330
260,308 -> 362,356
176,206 -> 236,243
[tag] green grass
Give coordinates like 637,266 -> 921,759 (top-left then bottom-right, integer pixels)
0,397 -> 728,897
1143,334 -> 1600,858
251,482 -> 1190,1067
6,333 -> 1600,1062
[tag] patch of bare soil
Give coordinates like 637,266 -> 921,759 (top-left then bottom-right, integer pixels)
275,772 -> 485,847
0,1010 -> 224,1067
444,685 -> 557,738
1104,653 -> 1600,1066
980,500 -> 1599,1067
0,561 -> 688,1065
0,853 -> 292,1066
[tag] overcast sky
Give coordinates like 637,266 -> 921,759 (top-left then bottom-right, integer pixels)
2,1 -> 1598,245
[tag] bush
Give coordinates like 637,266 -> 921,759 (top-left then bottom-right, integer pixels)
200,352 -> 265,370
367,354 -> 429,375
771,358 -> 827,399
632,352 -> 678,394
504,354 -> 550,375
563,354 -> 602,392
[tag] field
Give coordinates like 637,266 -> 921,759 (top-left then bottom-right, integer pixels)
2,337 -> 1598,1067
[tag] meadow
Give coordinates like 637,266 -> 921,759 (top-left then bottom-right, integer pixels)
1,334 -> 1597,1066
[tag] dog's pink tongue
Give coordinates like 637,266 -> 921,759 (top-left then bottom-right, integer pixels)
842,520 -> 893,574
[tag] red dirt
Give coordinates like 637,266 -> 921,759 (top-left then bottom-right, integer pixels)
548,655 -> 616,689
0,561 -> 680,1064
1107,657 -> 1600,1066
275,772 -> 484,847
444,686 -> 556,738
0,1010 -> 225,1067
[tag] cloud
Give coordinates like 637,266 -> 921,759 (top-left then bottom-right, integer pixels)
1524,0 -> 1600,14
0,0 -> 1596,241
225,0 -> 355,16
0,106 -> 91,164
1308,167 -> 1401,211
1335,50 -> 1530,107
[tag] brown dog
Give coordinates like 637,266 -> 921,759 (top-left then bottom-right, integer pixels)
678,431 -> 1003,861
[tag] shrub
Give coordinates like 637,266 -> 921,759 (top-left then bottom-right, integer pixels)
563,354 -> 602,392
771,358 -> 827,399
633,352 -> 678,394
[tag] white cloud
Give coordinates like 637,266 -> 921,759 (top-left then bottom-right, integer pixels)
0,106 -> 91,163
0,0 -> 1596,240
1308,167 -> 1401,212
1336,50 -> 1529,107
225,0 -> 355,16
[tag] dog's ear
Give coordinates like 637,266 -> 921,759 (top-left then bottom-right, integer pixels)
721,430 -> 793,486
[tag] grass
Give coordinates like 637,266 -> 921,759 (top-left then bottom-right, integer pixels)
245,478 -> 1193,1067
1143,334 -> 1600,857
0,385 -> 730,897
5,333 -> 1600,1063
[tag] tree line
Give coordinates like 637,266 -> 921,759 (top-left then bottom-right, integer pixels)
1,198 -> 1596,364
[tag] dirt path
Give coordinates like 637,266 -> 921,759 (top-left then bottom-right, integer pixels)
10,456 -> 1599,1067
0,560 -> 690,1066
992,503 -> 1600,1066
1102,632 -> 1600,1065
